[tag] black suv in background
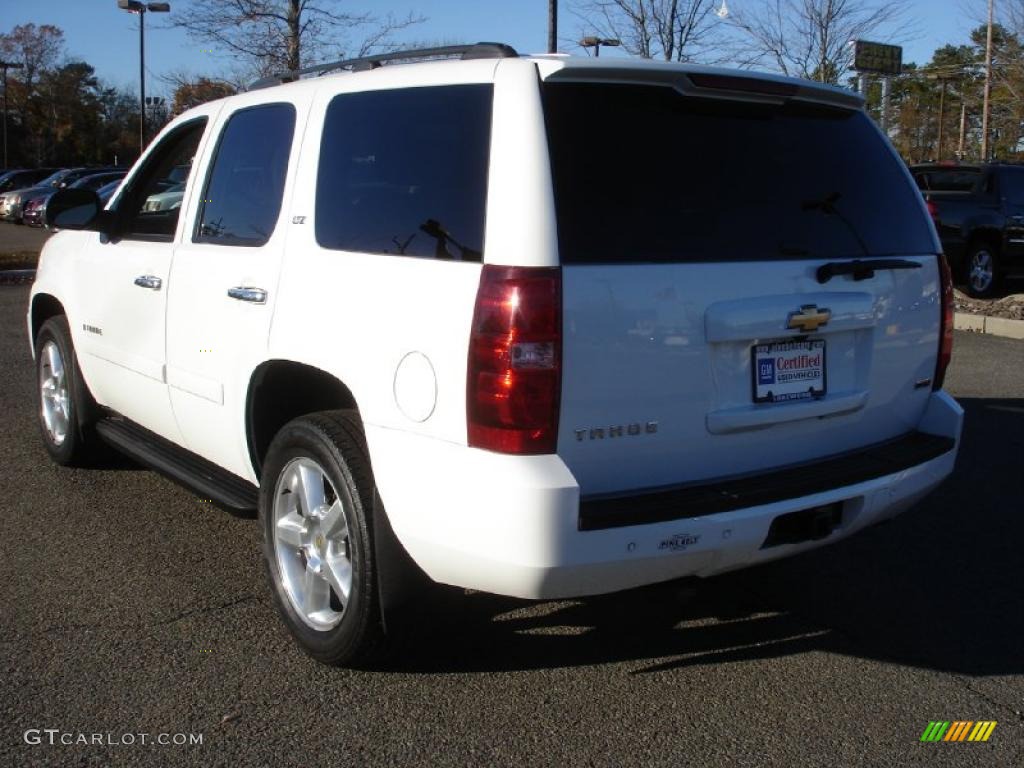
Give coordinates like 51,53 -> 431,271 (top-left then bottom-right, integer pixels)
912,163 -> 1024,297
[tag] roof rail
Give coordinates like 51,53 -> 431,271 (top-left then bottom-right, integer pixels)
248,42 -> 518,90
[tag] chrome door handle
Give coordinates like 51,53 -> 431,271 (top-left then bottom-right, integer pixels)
133,275 -> 162,290
227,286 -> 267,304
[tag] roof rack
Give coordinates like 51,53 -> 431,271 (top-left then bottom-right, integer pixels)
248,42 -> 518,90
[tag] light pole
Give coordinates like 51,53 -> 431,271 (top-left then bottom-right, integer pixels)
0,60 -> 24,169
928,74 -> 957,160
580,36 -> 621,58
981,0 -> 994,161
117,0 -> 170,155
548,0 -> 558,54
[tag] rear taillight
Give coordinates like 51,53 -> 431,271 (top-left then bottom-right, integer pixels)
926,199 -> 940,222
467,265 -> 561,454
934,254 -> 954,390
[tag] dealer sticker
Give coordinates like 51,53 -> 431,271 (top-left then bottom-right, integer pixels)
752,340 -> 826,403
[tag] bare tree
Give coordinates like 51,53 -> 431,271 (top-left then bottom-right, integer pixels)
996,0 -> 1024,98
726,0 -> 909,83
570,0 -> 726,62
168,1 -> 424,77
959,1 -> 1024,107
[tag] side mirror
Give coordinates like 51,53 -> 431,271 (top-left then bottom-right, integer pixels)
47,188 -> 107,231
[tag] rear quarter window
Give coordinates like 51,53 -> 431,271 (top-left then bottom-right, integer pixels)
543,82 -> 936,264
315,85 -> 492,261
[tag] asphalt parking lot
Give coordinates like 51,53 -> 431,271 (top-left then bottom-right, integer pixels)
1,284 -> 1021,767
0,221 -> 51,256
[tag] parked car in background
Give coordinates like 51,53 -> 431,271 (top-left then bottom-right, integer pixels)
912,162 -> 1024,297
55,167 -> 124,189
1,168 -> 79,223
142,181 -> 185,212
36,167 -> 84,189
21,195 -> 50,228
0,167 -> 61,205
26,171 -> 128,227
0,168 -> 60,192
2,167 -> 124,224
74,170 -> 127,191
95,179 -> 123,206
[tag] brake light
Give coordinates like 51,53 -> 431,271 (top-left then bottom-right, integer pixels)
467,265 -> 561,454
687,73 -> 799,98
934,254 -> 954,390
926,199 -> 940,222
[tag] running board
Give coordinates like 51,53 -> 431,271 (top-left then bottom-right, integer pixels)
95,417 -> 258,512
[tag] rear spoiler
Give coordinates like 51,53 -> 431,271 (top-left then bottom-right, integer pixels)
533,58 -> 864,111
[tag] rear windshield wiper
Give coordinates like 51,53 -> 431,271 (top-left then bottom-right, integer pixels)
816,258 -> 922,284
802,191 -> 870,257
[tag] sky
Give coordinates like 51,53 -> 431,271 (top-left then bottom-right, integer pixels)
0,0 -> 985,97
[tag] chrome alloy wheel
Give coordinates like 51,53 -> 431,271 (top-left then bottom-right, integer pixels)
969,249 -> 994,294
39,340 -> 70,446
272,458 -> 353,631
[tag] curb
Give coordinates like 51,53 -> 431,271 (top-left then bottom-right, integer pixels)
0,269 -> 36,286
954,312 -> 1024,340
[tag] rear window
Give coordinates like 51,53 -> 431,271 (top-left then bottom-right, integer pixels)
915,169 -> 980,192
542,82 -> 936,264
315,85 -> 492,261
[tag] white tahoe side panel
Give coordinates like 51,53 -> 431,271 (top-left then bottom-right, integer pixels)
483,59 -> 559,268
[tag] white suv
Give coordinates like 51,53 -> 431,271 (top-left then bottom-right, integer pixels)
30,44 -> 963,666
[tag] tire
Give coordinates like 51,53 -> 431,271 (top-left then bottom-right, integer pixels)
34,315 -> 103,466
259,410 -> 386,666
963,240 -> 1002,298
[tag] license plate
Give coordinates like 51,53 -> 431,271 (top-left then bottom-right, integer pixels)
752,339 -> 826,403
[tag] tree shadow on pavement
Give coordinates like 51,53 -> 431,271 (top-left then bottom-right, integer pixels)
381,398 -> 1023,678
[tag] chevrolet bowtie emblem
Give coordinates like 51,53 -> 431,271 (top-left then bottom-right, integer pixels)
787,304 -> 831,333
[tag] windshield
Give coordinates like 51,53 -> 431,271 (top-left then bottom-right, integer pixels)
542,82 -> 936,264
0,173 -> 29,192
38,170 -> 68,187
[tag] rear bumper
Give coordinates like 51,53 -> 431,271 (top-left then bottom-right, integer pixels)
578,431 -> 954,531
367,391 -> 963,600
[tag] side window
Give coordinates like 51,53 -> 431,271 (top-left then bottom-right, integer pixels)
194,103 -> 296,246
999,169 -> 1024,204
117,119 -> 207,241
315,85 -> 493,260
